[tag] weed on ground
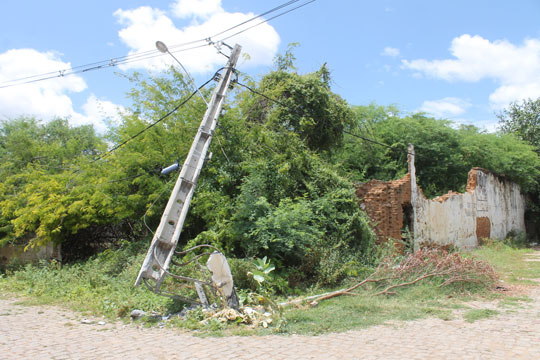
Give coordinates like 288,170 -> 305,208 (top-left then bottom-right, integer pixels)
472,242 -> 540,285
463,309 -> 499,323
0,240 -> 538,335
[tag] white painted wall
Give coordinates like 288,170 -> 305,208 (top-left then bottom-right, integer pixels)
476,170 -> 526,240
410,146 -> 526,249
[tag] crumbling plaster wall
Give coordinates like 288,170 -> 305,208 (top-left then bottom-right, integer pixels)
0,243 -> 61,269
411,163 -> 526,249
356,145 -> 527,249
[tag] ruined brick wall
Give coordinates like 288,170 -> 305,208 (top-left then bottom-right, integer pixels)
355,174 -> 411,243
356,144 -> 526,249
412,167 -> 526,249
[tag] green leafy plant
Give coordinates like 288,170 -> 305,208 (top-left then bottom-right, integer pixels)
251,256 -> 275,285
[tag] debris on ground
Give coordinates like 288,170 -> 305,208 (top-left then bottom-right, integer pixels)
281,249 -> 498,307
201,306 -> 274,328
129,309 -> 146,320
130,304 -> 276,328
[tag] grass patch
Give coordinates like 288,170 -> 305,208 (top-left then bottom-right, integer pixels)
498,296 -> 533,309
472,241 -> 540,285
278,282 -> 468,335
0,239 -> 538,336
0,240 -> 176,320
13,297 -> 55,307
463,309 -> 499,323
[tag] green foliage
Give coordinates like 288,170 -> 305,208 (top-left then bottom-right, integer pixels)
229,146 -> 376,284
0,118 -> 107,246
335,103 -> 540,197
252,63 -> 353,152
0,240 -> 172,318
228,258 -> 258,291
464,309 -> 499,323
251,256 -> 276,284
497,98 -> 540,237
498,97 -> 540,153
472,240 -> 540,286
0,68 -> 212,248
1,48 -> 539,289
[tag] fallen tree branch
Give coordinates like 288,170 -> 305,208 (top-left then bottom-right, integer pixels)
375,272 -> 449,296
281,249 -> 497,307
278,276 -> 392,307
278,290 -> 345,307
438,276 -> 483,287
313,277 -> 394,302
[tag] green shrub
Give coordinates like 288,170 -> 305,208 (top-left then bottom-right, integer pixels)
228,258 -> 258,291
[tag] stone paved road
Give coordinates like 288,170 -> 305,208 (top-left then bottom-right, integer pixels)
2,255 -> 540,359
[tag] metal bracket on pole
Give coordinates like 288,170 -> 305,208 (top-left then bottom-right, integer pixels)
135,45 -> 242,309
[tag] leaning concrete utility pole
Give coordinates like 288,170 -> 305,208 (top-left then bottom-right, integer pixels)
135,44 -> 242,293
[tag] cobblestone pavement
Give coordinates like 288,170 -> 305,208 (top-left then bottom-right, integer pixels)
2,258 -> 540,359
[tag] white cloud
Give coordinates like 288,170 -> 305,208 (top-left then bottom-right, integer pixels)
402,35 -> 540,109
0,49 -> 123,133
171,0 -> 223,19
419,97 -> 471,118
114,3 -> 280,74
0,49 -> 86,120
382,47 -> 400,57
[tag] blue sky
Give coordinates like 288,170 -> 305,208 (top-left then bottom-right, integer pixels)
1,0 -> 539,133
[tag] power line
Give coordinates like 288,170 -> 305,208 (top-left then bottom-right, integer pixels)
92,71 -> 218,162
0,43 -> 211,89
0,44 -> 196,87
210,0 -> 303,39
235,81 -> 417,157
0,0 -> 316,89
219,0 -> 316,42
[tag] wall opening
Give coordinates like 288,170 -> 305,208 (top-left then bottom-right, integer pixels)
475,217 -> 491,244
401,203 -> 414,251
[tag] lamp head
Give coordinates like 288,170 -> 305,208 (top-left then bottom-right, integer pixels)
155,41 -> 168,53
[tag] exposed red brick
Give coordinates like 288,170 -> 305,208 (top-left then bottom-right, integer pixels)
476,217 -> 491,241
466,168 -> 479,192
356,157 -> 521,249
432,191 -> 461,203
355,173 -> 411,244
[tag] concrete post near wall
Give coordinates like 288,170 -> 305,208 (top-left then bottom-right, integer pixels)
408,144 -> 419,250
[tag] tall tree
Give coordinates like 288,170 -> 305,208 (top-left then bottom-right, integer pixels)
498,98 -> 540,153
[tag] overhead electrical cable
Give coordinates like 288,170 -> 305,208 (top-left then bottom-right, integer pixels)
209,0 -> 302,39
0,43 -> 211,89
0,0 -> 316,89
235,81 -> 417,157
218,0 -> 316,42
92,71 -> 218,162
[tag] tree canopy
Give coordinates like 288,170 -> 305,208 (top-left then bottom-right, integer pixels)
498,98 -> 540,154
1,55 -> 540,284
